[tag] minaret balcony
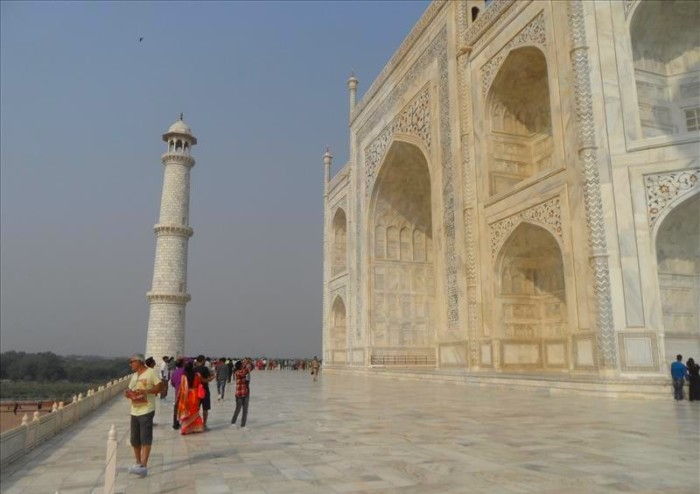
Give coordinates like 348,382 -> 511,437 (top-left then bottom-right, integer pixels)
161,152 -> 195,167
146,291 -> 191,304
154,224 -> 194,237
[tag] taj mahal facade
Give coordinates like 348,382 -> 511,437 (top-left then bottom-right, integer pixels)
321,0 -> 699,393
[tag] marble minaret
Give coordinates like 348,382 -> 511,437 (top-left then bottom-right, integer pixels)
145,116 -> 197,359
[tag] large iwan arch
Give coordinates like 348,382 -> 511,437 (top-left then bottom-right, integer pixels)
655,192 -> 700,362
369,140 -> 436,365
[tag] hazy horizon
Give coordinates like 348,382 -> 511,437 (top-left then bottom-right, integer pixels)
0,1 -> 430,357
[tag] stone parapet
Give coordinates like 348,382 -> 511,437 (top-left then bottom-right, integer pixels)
0,376 -> 130,468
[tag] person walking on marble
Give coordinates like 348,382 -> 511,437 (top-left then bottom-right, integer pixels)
193,355 -> 213,428
226,358 -> 234,384
176,360 -> 205,434
686,357 -> 699,402
215,357 -> 230,401
159,356 -> 170,400
170,357 -> 185,429
125,354 -> 163,477
671,354 -> 688,401
310,356 -> 320,382
231,360 -> 251,428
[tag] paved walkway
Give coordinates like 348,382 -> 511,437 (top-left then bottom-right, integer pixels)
1,371 -> 698,493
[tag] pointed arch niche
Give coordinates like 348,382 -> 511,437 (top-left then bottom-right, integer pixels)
655,192 -> 700,363
630,1 -> 700,138
496,223 -> 568,369
331,208 -> 347,276
487,47 -> 553,196
328,296 -> 347,364
370,140 -> 435,356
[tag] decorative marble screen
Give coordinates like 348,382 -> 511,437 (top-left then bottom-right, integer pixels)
630,1 -> 700,138
371,142 -> 435,350
487,47 -> 553,196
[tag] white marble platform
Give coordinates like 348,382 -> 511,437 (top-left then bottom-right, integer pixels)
1,371 -> 698,493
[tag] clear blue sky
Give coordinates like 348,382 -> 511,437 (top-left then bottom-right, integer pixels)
0,0 -> 430,357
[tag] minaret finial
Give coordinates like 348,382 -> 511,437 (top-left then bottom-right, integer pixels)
347,73 -> 359,115
179,112 -> 184,121
323,147 -> 333,189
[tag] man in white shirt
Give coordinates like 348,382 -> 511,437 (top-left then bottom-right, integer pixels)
125,354 -> 163,478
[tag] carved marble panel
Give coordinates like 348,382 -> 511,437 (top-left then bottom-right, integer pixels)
618,333 -> 659,371
364,85 -> 431,197
643,168 -> 699,229
489,197 -> 563,258
480,11 -> 547,96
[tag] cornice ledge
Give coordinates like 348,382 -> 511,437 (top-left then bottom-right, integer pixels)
146,292 -> 191,304
161,153 -> 195,167
154,224 -> 194,237
350,0 -> 448,125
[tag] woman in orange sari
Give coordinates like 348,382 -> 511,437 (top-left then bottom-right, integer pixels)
177,360 -> 204,434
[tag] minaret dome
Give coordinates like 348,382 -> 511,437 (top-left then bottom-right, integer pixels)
163,115 -> 197,154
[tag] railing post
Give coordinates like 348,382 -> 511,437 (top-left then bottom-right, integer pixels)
21,414 -> 28,426
104,424 -> 117,494
32,411 -> 40,422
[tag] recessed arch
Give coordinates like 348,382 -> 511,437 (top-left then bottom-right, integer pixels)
655,192 -> 700,363
328,295 -> 348,364
496,222 -> 568,369
486,46 -> 553,196
630,0 -> 700,137
331,208 -> 347,276
369,139 -> 436,356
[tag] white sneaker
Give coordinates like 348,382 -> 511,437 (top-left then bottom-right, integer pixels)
128,464 -> 143,474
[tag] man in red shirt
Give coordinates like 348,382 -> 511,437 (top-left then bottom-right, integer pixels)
230,360 -> 250,428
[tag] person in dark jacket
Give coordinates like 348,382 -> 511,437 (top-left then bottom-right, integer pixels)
686,357 -> 699,402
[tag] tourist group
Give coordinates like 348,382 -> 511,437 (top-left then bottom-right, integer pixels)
124,353 -> 321,477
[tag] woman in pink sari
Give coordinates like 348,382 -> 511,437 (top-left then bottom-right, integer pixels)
177,360 -> 204,435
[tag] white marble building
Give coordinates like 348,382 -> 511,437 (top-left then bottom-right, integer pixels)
322,0 -> 699,389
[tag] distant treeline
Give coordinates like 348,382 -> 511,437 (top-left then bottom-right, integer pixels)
0,351 -> 127,383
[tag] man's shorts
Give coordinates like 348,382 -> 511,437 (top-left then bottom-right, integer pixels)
200,391 -> 211,411
130,411 -> 155,447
